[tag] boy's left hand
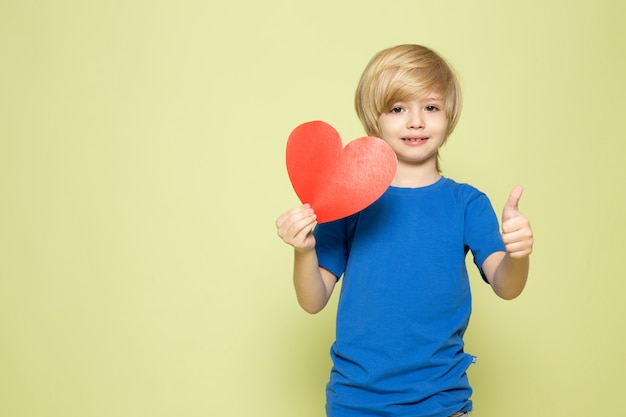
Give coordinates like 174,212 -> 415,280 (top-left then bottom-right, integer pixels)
501,186 -> 533,258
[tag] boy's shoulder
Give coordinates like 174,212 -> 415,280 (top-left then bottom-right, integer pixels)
441,176 -> 487,198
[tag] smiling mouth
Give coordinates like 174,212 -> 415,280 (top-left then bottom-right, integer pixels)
402,137 -> 428,142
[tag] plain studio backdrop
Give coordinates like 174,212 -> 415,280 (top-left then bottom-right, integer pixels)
1,1 -> 624,416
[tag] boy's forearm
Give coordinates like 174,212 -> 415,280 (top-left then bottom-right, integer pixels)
293,249 -> 333,314
491,254 -> 529,300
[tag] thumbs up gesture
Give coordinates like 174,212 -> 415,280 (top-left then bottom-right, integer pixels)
501,186 -> 534,258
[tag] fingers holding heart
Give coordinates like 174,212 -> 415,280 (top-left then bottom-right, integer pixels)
275,204 -> 318,251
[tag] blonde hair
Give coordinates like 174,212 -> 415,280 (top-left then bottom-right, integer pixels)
355,44 -> 462,142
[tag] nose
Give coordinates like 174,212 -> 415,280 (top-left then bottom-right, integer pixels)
407,110 -> 424,129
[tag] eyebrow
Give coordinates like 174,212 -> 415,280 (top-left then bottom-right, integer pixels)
390,95 -> 444,107
400,94 -> 444,103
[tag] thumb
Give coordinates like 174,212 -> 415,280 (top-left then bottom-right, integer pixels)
502,185 -> 524,223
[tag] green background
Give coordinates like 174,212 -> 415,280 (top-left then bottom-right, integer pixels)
1,1 -> 624,416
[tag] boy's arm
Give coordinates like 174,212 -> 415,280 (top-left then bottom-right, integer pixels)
482,186 -> 533,300
482,251 -> 529,300
276,204 -> 337,313
293,250 -> 337,313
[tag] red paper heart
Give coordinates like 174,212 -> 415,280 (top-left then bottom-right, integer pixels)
286,120 -> 397,223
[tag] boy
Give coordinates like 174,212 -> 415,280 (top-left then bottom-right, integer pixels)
276,44 -> 533,417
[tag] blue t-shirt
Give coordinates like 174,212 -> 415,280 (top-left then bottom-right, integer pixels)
313,177 -> 505,417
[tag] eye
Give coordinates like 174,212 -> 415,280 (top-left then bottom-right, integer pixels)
425,105 -> 439,112
390,106 -> 404,113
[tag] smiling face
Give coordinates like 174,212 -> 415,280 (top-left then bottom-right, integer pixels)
355,44 -> 462,154
377,93 -> 449,171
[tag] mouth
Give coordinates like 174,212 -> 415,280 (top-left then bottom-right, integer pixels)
402,136 -> 428,143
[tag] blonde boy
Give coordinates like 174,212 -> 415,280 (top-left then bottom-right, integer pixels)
276,44 -> 533,417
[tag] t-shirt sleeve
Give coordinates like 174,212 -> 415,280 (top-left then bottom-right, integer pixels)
464,192 -> 506,282
312,217 -> 353,280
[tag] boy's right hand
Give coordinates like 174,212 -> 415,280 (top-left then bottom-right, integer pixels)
275,204 -> 318,252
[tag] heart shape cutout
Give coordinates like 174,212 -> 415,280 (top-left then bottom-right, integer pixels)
286,120 -> 397,223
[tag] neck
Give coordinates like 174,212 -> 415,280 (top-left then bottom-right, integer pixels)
391,163 -> 441,188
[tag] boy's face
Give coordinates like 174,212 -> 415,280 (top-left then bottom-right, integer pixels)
377,93 -> 448,170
